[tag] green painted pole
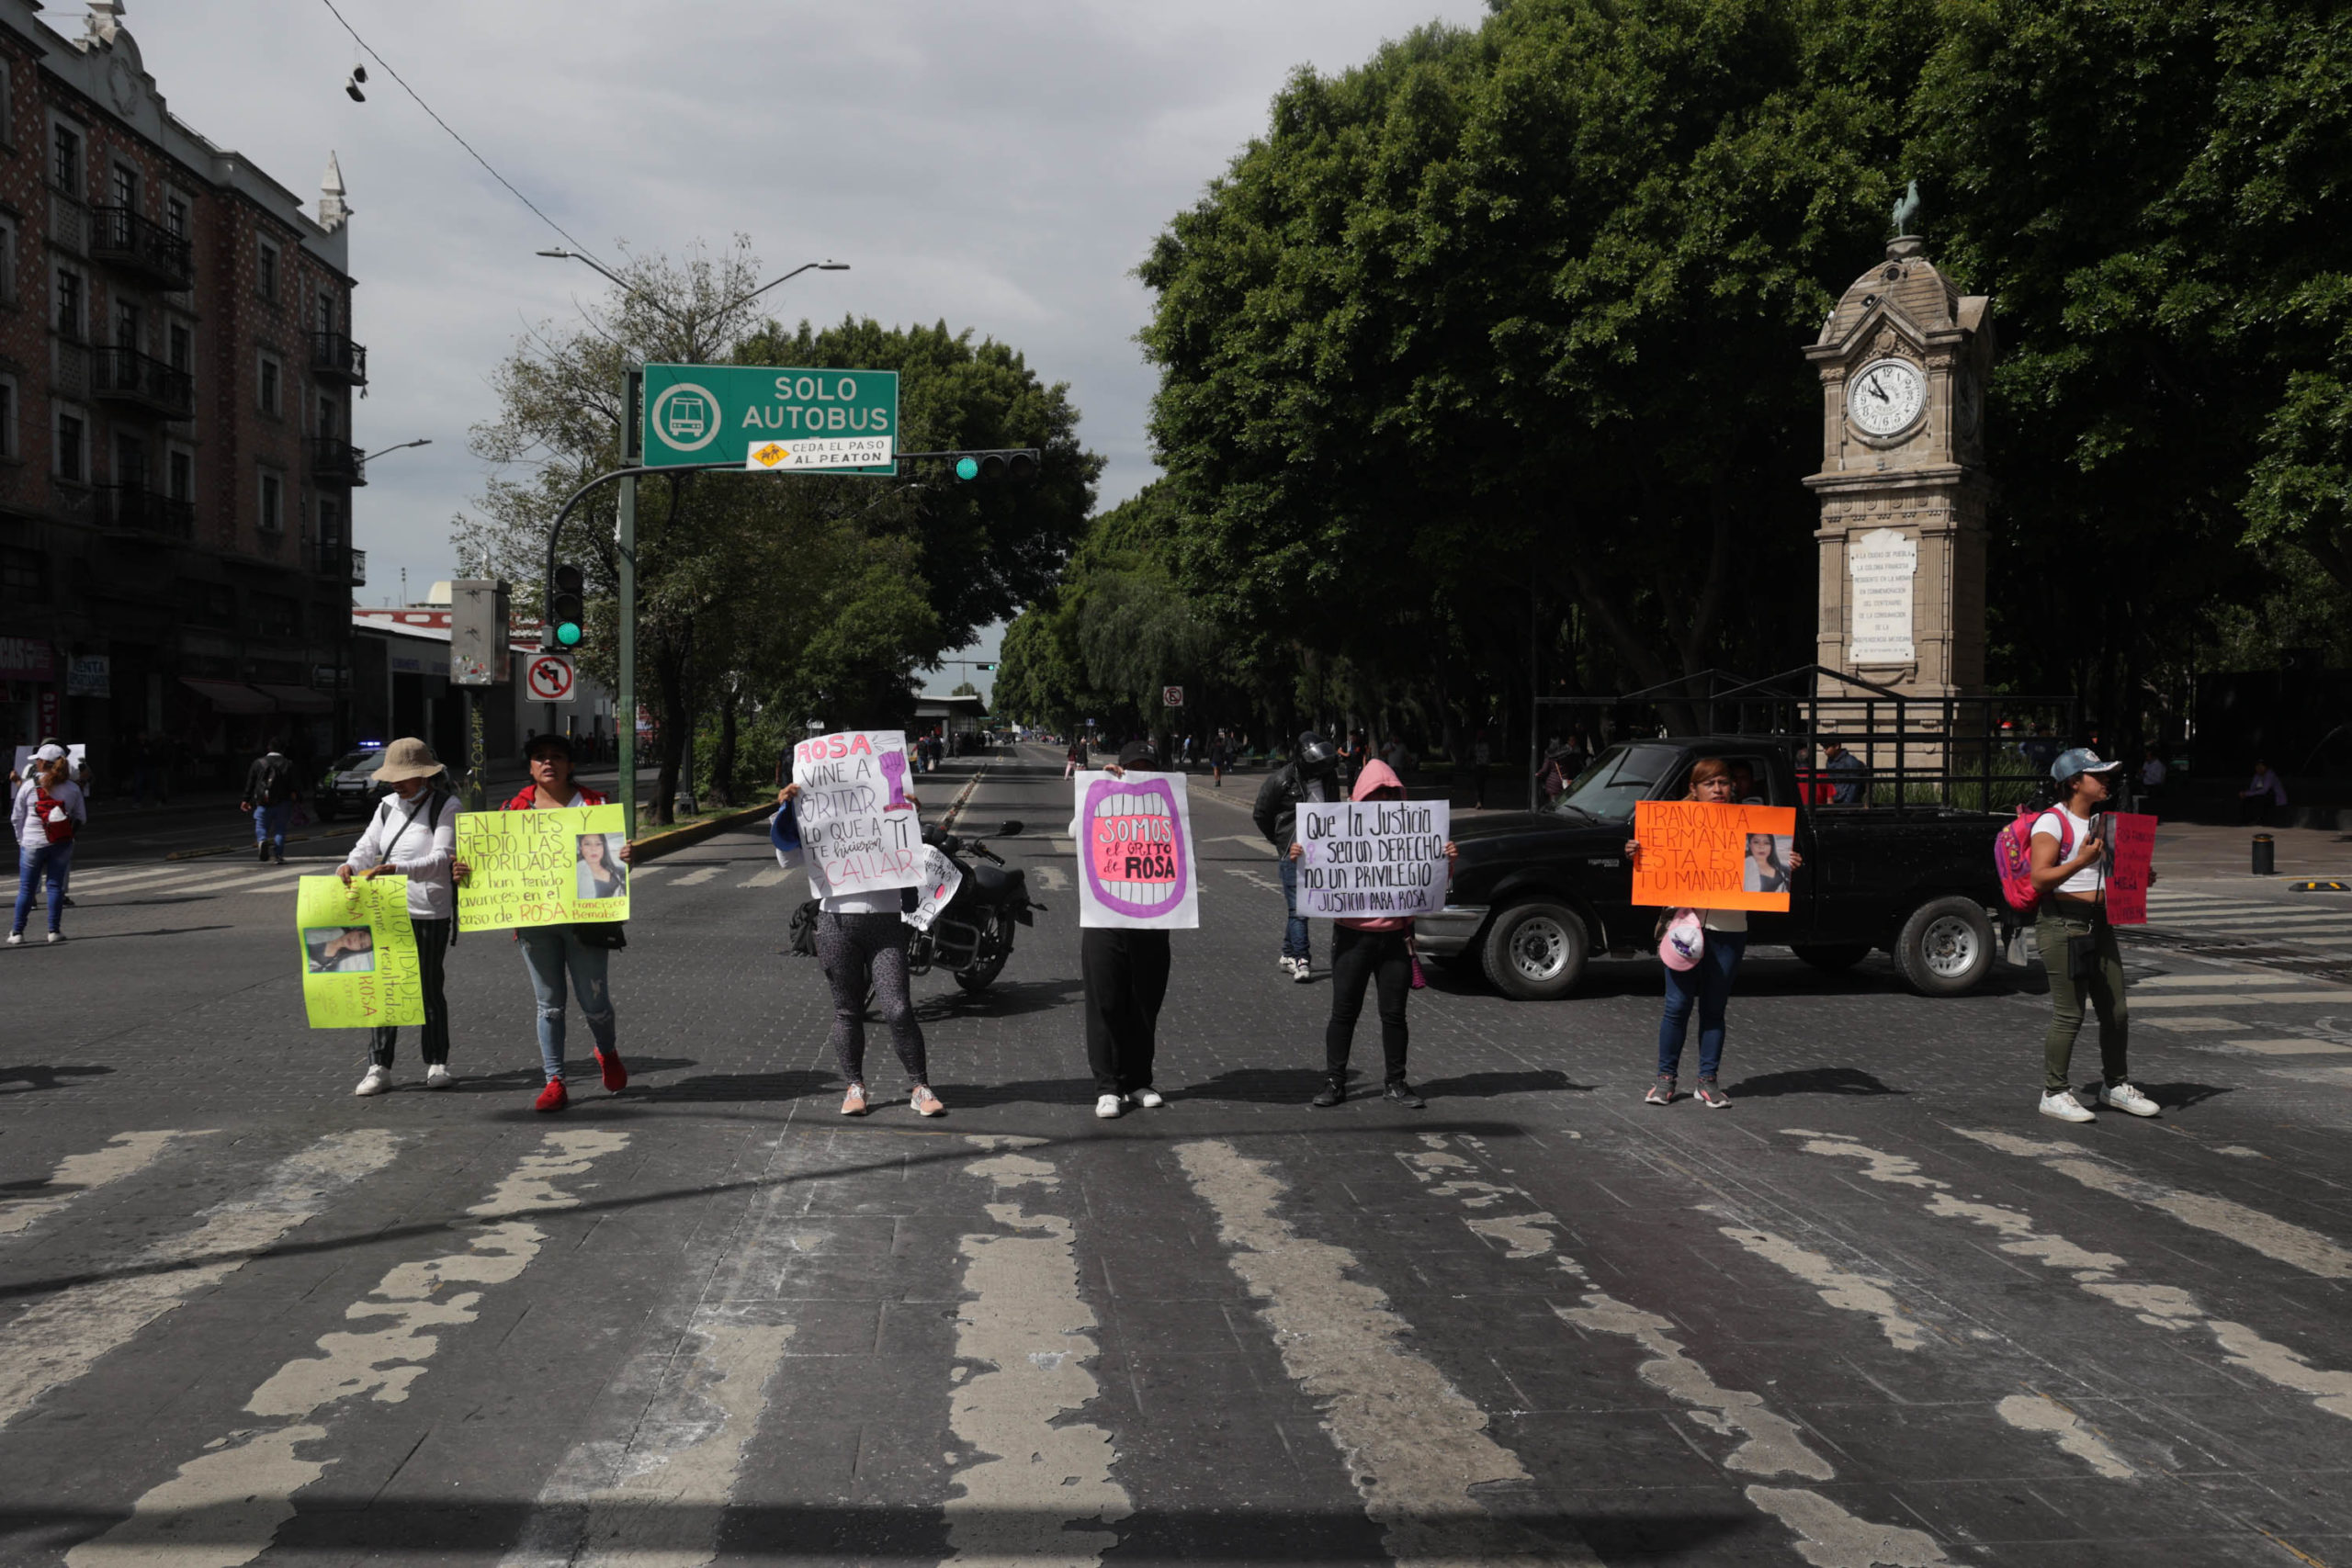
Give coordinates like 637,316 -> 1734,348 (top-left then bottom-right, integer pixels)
618,368 -> 642,840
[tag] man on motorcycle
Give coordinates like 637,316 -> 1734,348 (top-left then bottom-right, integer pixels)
1252,731 -> 1340,981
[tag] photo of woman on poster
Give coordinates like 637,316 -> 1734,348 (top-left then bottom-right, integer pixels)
576,832 -> 628,901
305,926 -> 376,974
1743,833 -> 1793,895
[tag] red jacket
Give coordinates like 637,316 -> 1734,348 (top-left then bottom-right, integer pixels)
502,784 -> 608,810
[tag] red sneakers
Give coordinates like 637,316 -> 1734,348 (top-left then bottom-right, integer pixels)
595,1049 -> 628,1093
534,1077 -> 569,1113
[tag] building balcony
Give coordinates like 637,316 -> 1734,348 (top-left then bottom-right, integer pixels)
311,333 -> 368,387
89,205 -> 195,290
95,484 -> 195,540
317,543 -> 367,586
92,345 -> 195,420
308,436 -> 367,488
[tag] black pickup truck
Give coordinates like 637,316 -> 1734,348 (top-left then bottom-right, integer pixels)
1416,737 -> 2008,999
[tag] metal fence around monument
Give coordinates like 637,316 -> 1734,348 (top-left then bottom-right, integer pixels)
1590,666 -> 2083,816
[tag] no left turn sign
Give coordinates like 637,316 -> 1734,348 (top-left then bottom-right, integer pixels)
526,655 -> 576,703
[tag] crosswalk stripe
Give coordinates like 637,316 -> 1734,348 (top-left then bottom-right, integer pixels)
1954,1127 -> 2352,1280
736,865 -> 792,887
0,1131 -> 210,1238
0,1130 -> 405,1430
2230,1039 -> 2352,1055
2132,992 -> 2350,1008
2135,974 -> 2307,987
671,865 -> 720,886
72,1130 -> 632,1567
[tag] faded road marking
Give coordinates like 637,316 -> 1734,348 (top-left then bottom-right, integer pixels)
945,1143 -> 1130,1567
71,1130 -> 631,1568
0,1130 -> 210,1237
1995,1393 -> 2133,1478
0,1130 -> 403,1429
1744,1487 -> 1952,1568
1180,1140 -> 1600,1566
1954,1126 -> 2352,1280
1718,1224 -> 1930,1351
1798,1133 -> 2352,1426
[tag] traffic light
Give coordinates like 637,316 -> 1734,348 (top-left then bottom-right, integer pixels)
546,562 -> 585,650
952,449 -> 1040,483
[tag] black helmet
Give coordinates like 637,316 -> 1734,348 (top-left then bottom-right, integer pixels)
1296,731 -> 1338,777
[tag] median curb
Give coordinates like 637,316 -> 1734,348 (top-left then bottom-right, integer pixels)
630,803 -> 775,863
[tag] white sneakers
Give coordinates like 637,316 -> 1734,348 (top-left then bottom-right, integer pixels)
5,932 -> 17,946
355,1065 -> 391,1097
45,931 -> 62,944
1129,1088 -> 1165,1109
2040,1085 -> 2160,1122
1291,957 -> 1312,983
424,1064 -> 455,1090
1095,1093 -> 1124,1119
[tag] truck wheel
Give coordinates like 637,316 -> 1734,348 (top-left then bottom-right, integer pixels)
1893,897 -> 1995,997
1480,902 -> 1589,1000
1792,944 -> 1871,974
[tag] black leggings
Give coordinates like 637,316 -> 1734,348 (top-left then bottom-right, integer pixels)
1327,925 -> 1410,1082
371,917 -> 451,1066
815,909 -> 928,1087
1081,927 -> 1170,1095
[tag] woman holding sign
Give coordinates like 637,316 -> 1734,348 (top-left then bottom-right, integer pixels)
1292,759 -> 1458,1108
1623,758 -> 1800,1109
505,735 -> 631,1113
339,738 -> 464,1095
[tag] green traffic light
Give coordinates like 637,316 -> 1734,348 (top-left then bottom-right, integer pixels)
956,457 -> 979,480
557,622 -> 582,648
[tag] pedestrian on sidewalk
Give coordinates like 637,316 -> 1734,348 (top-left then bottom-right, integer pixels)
2030,749 -> 2160,1123
1253,732 -> 1340,982
1623,756 -> 1801,1108
1299,758 -> 1457,1109
242,743 -> 301,864
774,779 -> 944,1120
9,750 -> 84,945
1076,740 -> 1176,1119
506,734 -> 632,1113
1471,730 -> 1491,809
341,739 -> 465,1096
2238,759 -> 2288,827
1209,729 -> 1230,788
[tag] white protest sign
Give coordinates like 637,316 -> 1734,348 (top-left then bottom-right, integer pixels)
13,743 -> 85,777
903,844 -> 963,931
1294,797 -> 1451,919
1075,769 -> 1197,929
791,729 -> 922,898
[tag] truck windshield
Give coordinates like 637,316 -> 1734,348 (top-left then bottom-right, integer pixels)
1553,742 -> 1679,822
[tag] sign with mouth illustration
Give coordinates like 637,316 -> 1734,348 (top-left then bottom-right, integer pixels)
793,729 -> 923,898
1075,770 -> 1197,929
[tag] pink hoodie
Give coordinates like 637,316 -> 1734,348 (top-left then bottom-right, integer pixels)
1341,759 -> 1416,932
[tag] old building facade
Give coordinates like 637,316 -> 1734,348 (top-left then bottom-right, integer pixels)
0,0 -> 362,788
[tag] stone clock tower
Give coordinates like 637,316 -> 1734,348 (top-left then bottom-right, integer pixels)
1804,231 -> 1996,697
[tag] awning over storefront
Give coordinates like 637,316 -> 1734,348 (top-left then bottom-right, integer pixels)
180,678 -> 275,715
252,683 -> 333,715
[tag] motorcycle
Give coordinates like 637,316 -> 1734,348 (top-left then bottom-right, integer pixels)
789,818 -> 1042,994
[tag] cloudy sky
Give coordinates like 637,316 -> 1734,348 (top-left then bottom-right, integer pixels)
130,0 -> 1487,696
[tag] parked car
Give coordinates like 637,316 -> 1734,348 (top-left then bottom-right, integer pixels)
313,746 -> 388,822
1416,737 -> 2010,1000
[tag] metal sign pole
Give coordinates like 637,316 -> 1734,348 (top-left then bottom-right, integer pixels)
618,368 -> 642,841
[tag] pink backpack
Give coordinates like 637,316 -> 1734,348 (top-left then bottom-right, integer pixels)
1995,806 -> 2071,914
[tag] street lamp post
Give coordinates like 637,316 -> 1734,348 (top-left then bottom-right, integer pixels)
537,249 -> 847,837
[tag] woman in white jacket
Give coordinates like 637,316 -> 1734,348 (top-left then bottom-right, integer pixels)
338,739 -> 467,1095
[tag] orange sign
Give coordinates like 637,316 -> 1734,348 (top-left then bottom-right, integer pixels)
1632,801 -> 1800,911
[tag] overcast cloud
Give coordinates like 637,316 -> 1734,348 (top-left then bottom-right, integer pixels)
126,1 -> 1486,692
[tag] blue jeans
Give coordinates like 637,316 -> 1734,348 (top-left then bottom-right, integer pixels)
1657,929 -> 1747,1080
254,802 -> 294,852
518,925 -> 616,1081
14,840 -> 72,934
1279,853 -> 1310,962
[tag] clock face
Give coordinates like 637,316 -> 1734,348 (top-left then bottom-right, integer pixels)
1849,357 -> 1926,437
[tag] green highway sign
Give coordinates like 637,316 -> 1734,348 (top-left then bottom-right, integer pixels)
640,364 -> 899,473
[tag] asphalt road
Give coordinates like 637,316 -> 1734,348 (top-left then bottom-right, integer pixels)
2,744 -> 2349,1567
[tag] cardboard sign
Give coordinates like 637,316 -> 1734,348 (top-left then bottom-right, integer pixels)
1294,798 -> 1451,919
13,743 -> 85,777
792,729 -> 922,897
2104,811 -> 2157,925
1631,801 -> 1800,911
455,805 -> 631,931
296,874 -> 424,1029
904,843 -> 963,931
1076,770 -> 1197,929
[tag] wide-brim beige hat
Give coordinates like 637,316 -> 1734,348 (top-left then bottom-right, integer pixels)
373,737 -> 443,784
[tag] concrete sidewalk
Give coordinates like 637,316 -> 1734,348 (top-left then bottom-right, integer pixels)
2153,818 -> 2352,881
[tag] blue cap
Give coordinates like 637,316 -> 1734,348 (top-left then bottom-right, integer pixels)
2050,747 -> 2122,783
